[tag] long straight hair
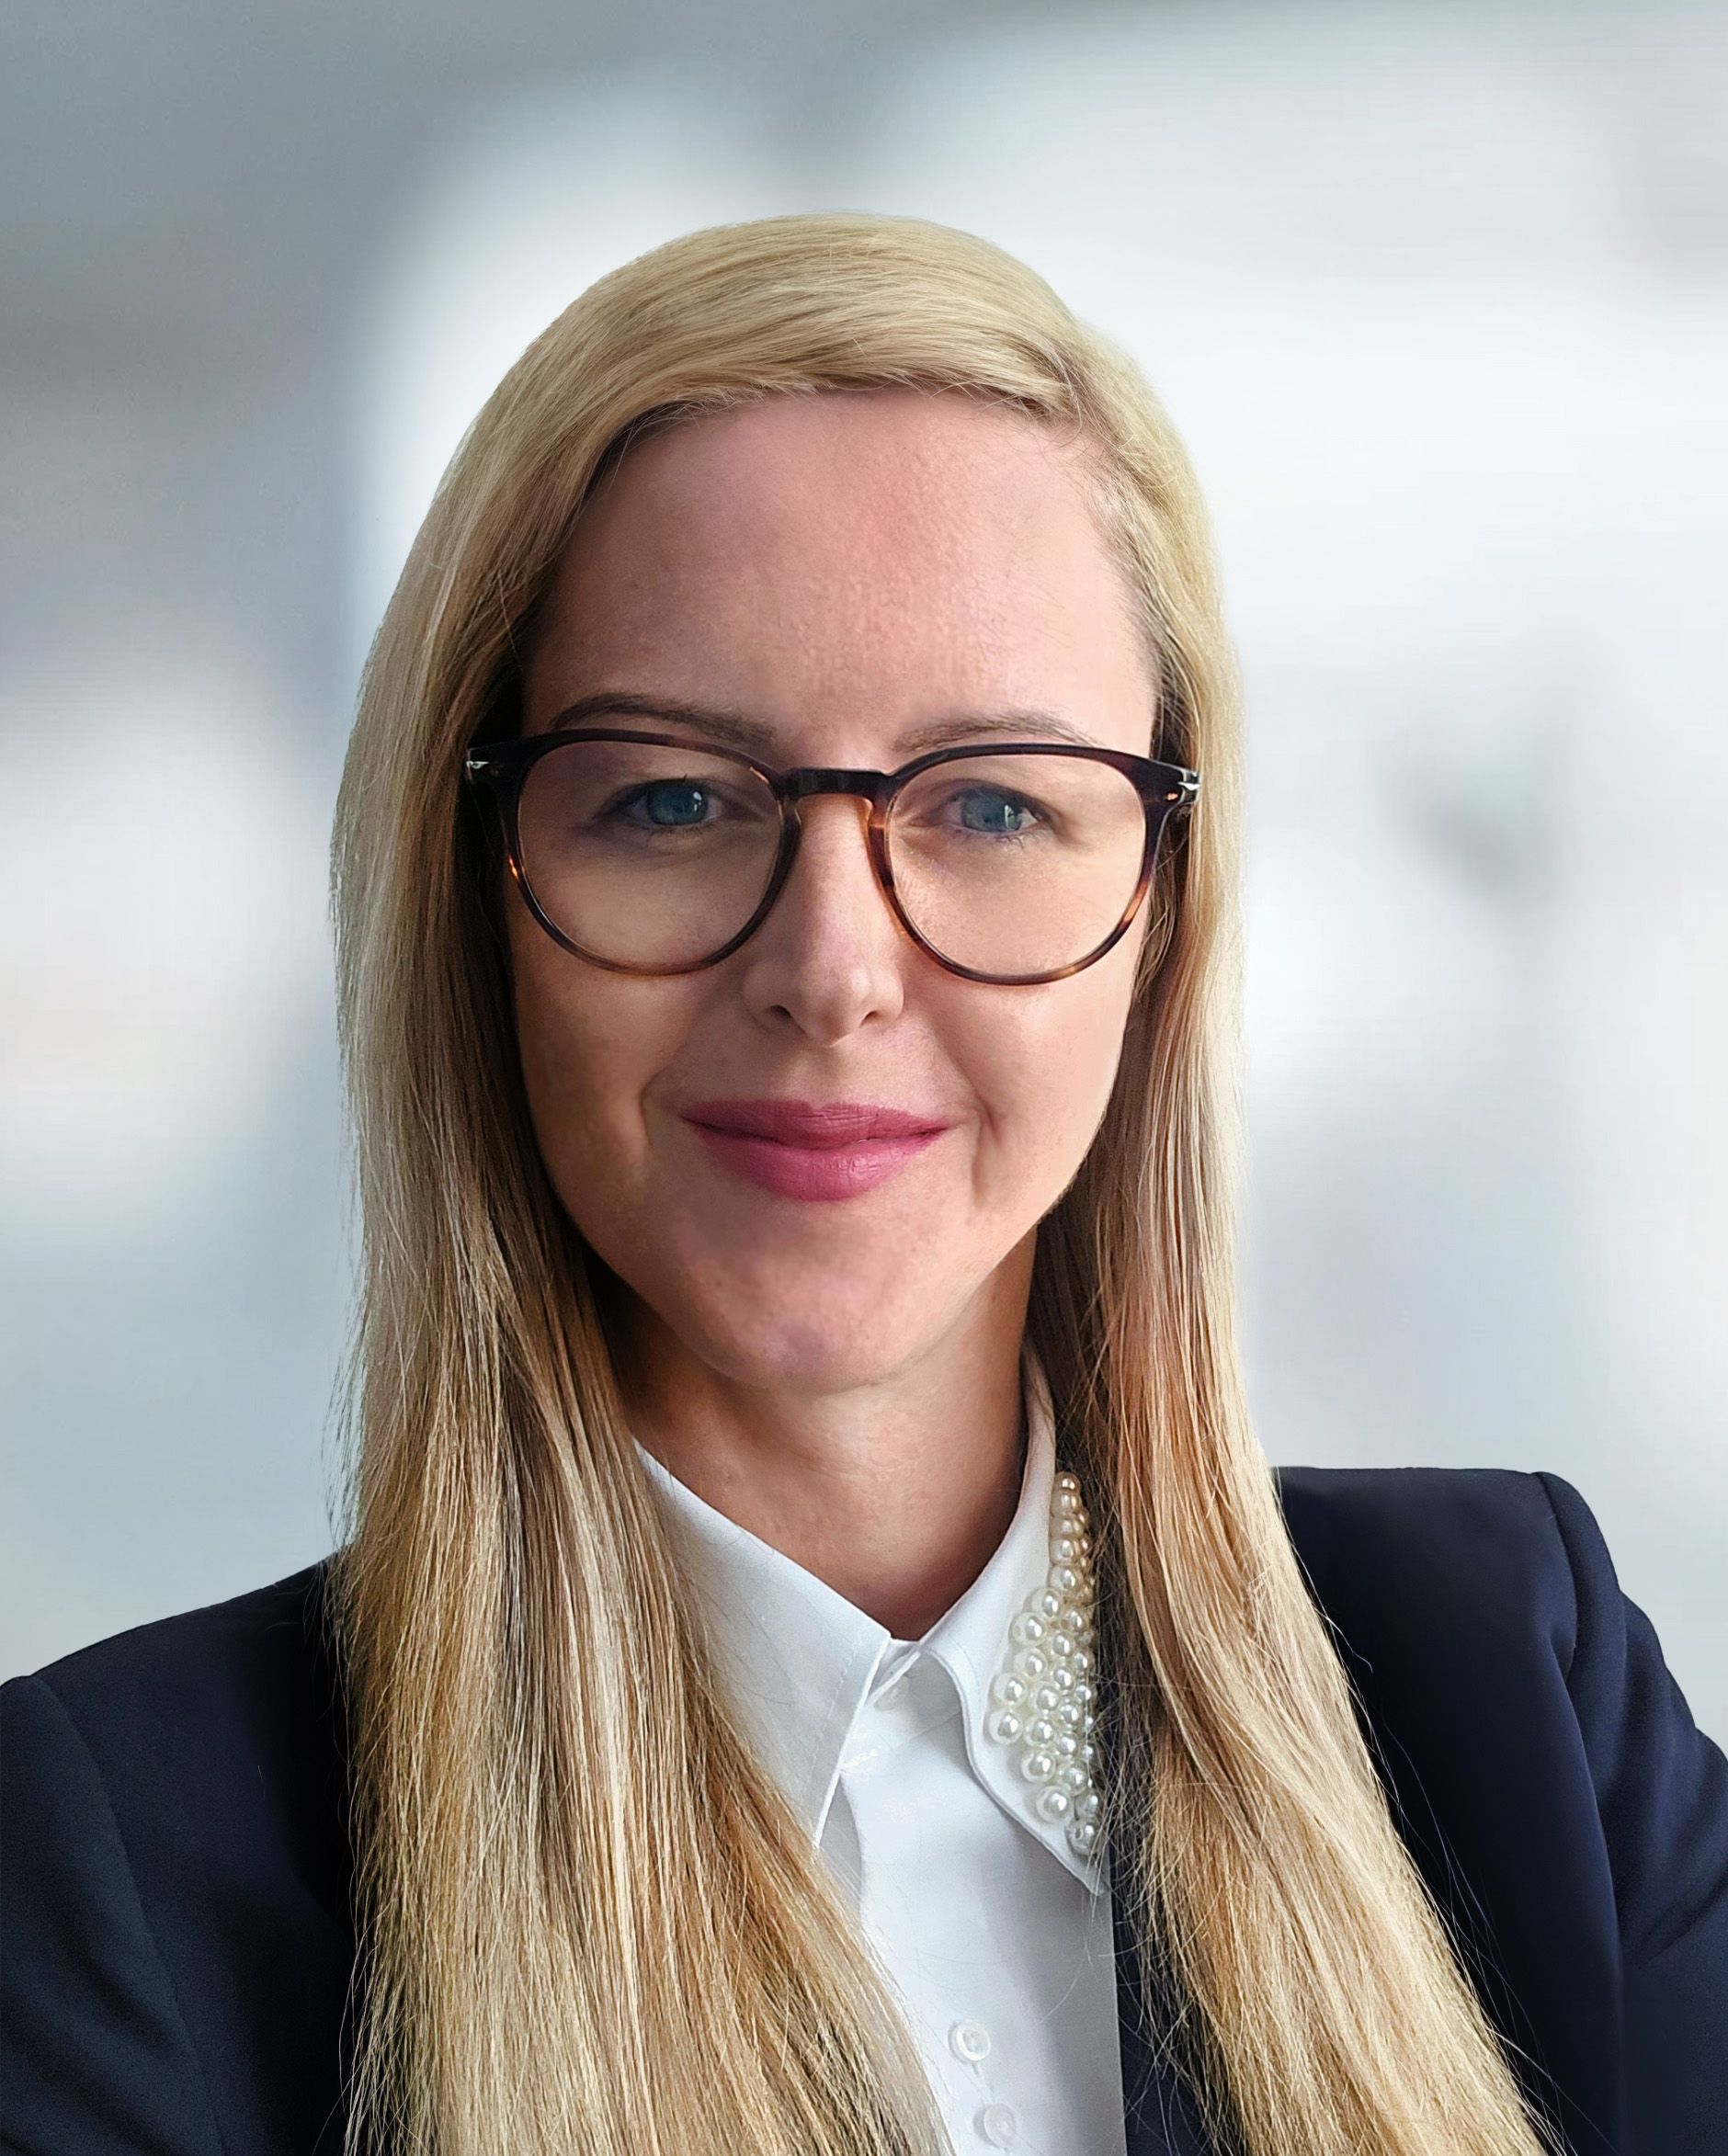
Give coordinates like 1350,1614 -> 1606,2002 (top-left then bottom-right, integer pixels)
330,211 -> 1553,2156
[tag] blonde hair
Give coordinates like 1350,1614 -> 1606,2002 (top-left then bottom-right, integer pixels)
330,211 -> 1553,2156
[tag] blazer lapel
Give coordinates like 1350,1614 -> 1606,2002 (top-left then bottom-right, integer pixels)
1095,1638 -> 1217,2156
1111,1868 -> 1219,2156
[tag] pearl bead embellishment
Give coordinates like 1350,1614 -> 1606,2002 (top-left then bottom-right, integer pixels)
985,1469 -> 1103,1859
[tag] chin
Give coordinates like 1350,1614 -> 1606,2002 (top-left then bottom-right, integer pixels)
677,1284 -> 955,1395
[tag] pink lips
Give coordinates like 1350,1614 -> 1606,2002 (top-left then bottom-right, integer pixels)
681,1097 -> 950,1202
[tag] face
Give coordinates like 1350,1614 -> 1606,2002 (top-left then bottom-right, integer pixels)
510,386 -> 1157,1400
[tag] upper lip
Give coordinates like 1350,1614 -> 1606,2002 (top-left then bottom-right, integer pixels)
682,1097 -> 950,1147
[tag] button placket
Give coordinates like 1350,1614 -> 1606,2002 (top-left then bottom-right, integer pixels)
944,2020 -> 1010,2147
937,2005 -> 1019,2152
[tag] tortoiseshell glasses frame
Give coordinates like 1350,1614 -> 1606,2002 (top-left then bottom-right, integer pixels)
462,720 -> 1201,988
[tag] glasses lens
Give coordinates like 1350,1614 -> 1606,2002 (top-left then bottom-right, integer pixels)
887,752 -> 1152,979
516,739 -> 780,967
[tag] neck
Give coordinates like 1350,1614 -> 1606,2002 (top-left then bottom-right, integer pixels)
607,1266 -> 1032,1640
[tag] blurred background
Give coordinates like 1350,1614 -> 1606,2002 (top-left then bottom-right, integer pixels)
4,0 -> 1724,1735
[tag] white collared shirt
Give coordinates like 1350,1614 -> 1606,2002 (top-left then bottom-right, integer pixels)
635,1342 -> 1127,2156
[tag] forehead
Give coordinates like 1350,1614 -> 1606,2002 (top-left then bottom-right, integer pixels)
519,386 -> 1153,749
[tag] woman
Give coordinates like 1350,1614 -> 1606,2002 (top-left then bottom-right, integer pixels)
3,212 -> 1722,2156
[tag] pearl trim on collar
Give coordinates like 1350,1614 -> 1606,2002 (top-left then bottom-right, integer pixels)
983,1469 -> 1102,1858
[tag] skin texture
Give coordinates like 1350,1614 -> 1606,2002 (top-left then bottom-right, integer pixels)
511,386 -> 1155,1638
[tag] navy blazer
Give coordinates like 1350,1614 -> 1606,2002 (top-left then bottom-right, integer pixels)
4,1469 -> 1724,2155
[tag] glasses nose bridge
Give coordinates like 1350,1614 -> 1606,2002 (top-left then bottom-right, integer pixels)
778,765 -> 895,872
763,766 -> 900,951
782,766 -> 894,812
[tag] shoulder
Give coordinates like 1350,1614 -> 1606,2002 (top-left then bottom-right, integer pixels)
1269,1464 -> 1721,1810
4,1558 -> 346,1818
0,1552 -> 349,1957
2,1555 -> 352,1952
8,1555 -> 339,1702
1273,1463 -> 1582,1670
2,1561 -> 355,2156
1268,1460 -> 1711,1852
1259,1466 -> 1717,1983
1273,1463 -> 1728,2150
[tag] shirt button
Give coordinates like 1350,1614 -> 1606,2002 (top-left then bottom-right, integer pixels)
977,2103 -> 1018,2148
874,1674 -> 909,1709
949,2020 -> 992,2062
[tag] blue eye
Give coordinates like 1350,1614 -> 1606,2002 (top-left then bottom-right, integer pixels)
624,781 -> 712,828
956,789 -> 1040,837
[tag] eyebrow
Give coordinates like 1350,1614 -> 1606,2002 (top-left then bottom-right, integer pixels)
544,690 -> 1110,758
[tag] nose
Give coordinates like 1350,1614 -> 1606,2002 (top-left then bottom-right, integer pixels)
734,790 -> 910,1035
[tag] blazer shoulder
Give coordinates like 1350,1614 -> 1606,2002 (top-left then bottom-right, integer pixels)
2,1560 -> 357,2156
2,1557 -> 350,1910
16,1556 -> 337,1688
1273,1463 -> 1580,1667
6,1558 -> 342,1764
1275,1464 -> 1728,1932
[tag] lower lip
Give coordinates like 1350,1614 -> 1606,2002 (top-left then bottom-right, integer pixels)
687,1123 -> 946,1201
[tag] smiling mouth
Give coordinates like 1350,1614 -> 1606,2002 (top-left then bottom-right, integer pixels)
681,1098 -> 950,1149
676,1095 -> 954,1201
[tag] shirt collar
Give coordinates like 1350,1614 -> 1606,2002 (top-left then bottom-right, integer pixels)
633,1336 -> 1102,1891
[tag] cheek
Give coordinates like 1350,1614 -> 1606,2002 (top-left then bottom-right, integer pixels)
1039,991 -> 1133,1148
966,960 -> 1139,1192
506,929 -> 669,1208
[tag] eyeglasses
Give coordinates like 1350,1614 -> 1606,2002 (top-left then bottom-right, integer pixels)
463,721 -> 1200,987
